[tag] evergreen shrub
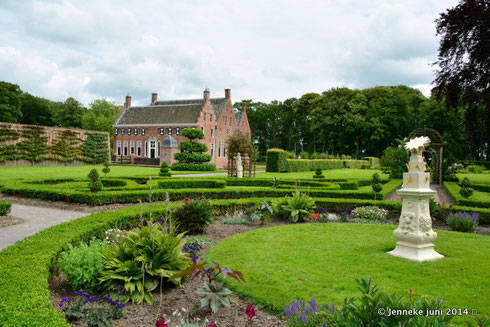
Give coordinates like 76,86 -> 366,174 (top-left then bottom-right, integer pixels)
266,148 -> 288,172
173,198 -> 214,234
0,200 -> 11,215
88,169 -> 103,193
159,161 -> 171,177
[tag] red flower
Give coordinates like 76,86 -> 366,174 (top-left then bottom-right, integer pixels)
155,315 -> 168,327
449,204 -> 453,208
208,323 -> 217,327
183,198 -> 190,202
246,303 -> 256,319
309,213 -> 319,220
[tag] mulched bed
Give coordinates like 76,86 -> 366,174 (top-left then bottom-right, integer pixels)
0,215 -> 25,227
50,217 -> 287,327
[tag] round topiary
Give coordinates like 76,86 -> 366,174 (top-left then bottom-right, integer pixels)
459,187 -> 473,198
159,161 -> 171,177
88,168 -> 103,193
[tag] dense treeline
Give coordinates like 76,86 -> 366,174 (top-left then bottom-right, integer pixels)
0,81 -> 120,138
235,85 -> 487,162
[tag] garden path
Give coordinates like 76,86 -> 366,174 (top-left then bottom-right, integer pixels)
385,184 -> 454,205
0,204 -> 89,250
172,170 -> 265,177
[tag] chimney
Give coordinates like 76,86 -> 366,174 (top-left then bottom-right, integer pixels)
151,93 -> 158,104
241,104 -> 247,113
203,86 -> 210,102
125,95 -> 132,108
225,88 -> 231,100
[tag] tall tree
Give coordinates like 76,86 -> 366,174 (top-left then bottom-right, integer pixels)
0,81 -> 23,123
52,97 -> 86,128
433,0 -> 489,159
19,93 -> 54,126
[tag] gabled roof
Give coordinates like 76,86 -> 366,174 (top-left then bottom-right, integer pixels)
116,97 -> 229,126
234,109 -> 243,124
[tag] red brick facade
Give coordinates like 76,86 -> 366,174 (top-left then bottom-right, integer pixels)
113,88 -> 251,169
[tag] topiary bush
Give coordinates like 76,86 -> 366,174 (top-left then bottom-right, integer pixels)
313,167 -> 325,179
159,161 -> 171,177
102,161 -> 111,177
88,168 -> 103,193
446,212 -> 478,233
371,172 -> 383,200
172,198 -> 214,234
0,200 -> 12,216
266,148 -> 288,172
173,128 -> 214,171
58,239 -> 107,292
459,177 -> 473,198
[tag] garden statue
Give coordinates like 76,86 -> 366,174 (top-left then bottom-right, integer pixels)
388,136 -> 444,262
236,153 -> 243,178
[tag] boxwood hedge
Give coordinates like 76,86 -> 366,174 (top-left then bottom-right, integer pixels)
0,200 -> 11,216
444,182 -> 490,208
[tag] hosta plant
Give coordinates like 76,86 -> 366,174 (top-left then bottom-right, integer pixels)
98,223 -> 190,304
273,191 -> 316,223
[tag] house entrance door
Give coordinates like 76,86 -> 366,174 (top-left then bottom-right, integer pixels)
149,140 -> 156,158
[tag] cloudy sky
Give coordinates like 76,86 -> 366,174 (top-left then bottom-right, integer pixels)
0,0 -> 458,107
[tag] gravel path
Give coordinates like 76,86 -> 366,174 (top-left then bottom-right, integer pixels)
0,204 -> 89,250
385,184 -> 454,205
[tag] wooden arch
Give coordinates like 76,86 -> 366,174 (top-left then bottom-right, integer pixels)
407,128 -> 444,185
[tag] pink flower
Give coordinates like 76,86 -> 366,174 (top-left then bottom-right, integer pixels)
449,204 -> 453,208
183,198 -> 190,202
246,303 -> 256,319
407,289 -> 415,294
155,314 -> 168,327
208,323 -> 217,327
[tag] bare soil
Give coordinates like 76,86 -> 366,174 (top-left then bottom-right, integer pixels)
0,215 -> 25,227
50,217 -> 287,327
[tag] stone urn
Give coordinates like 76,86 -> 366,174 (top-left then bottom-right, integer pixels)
388,136 -> 444,262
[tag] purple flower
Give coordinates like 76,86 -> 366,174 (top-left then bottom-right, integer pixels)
247,204 -> 254,207
300,313 -> 306,323
192,256 -> 199,264
284,303 -> 292,317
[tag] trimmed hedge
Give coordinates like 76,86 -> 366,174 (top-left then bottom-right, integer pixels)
158,180 -> 226,189
171,163 -> 216,171
266,149 -> 288,172
444,182 -> 490,208
100,179 -> 127,187
337,181 -> 359,190
0,200 -> 11,215
286,159 -> 371,172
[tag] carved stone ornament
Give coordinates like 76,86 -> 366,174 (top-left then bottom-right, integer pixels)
388,137 -> 444,262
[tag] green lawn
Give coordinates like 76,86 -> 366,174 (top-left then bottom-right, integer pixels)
254,169 -> 388,180
0,165 -> 226,181
206,223 -> 489,324
456,173 -> 490,185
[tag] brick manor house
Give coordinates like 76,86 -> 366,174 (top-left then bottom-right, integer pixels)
113,88 -> 251,169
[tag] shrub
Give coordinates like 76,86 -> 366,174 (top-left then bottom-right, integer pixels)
159,161 -> 171,177
466,164 -> 485,173
299,151 -> 309,159
99,223 -> 190,304
310,152 -> 318,159
286,151 -> 296,159
174,128 -> 214,170
58,239 -> 107,292
350,206 -> 389,222
313,167 -> 325,179
459,177 -> 474,198
173,198 -> 214,234
102,161 -> 111,177
272,191 -> 316,223
158,180 -> 226,189
446,212 -> 478,233
0,200 -> 11,216
380,146 -> 408,179
88,169 -> 103,193
372,172 -> 383,200
266,148 -> 288,172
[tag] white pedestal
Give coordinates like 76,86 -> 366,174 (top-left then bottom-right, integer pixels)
388,241 -> 444,263
387,172 -> 443,263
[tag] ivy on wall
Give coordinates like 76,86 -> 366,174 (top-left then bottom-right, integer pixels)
81,132 -> 109,164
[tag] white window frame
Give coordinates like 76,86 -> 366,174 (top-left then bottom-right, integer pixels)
145,141 -> 148,157
142,129 -> 146,136
167,128 -> 172,135
115,128 -> 118,135
117,141 -> 121,156
123,141 -> 128,156
127,128 -> 131,135
218,141 -> 222,157
130,141 -> 135,155
137,141 -> 142,157
134,128 -> 138,135
175,127 -> 180,135
121,129 -> 125,135
211,128 -> 214,137
211,143 -> 214,157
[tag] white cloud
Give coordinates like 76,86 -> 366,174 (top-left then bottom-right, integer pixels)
0,0 -> 459,106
